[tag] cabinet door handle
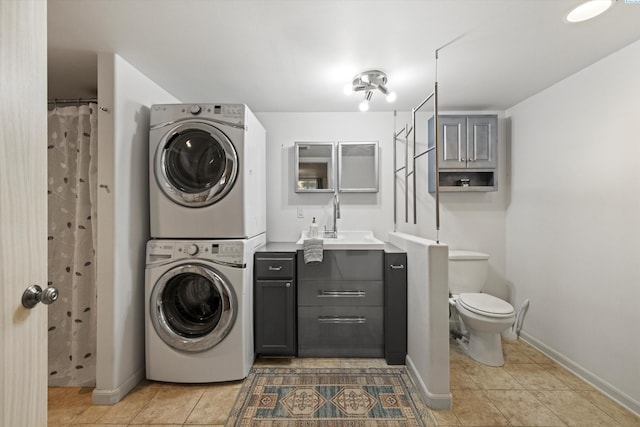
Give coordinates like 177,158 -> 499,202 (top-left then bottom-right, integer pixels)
389,264 -> 405,269
318,290 -> 365,298
268,265 -> 283,271
317,316 -> 366,324
285,282 -> 291,288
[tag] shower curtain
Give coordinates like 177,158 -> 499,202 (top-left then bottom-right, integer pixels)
47,103 -> 98,387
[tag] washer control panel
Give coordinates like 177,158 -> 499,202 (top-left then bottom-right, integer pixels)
146,240 -> 245,266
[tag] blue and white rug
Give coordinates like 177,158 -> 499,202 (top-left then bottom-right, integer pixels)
226,367 -> 434,426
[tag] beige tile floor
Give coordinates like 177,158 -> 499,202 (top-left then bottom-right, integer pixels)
48,339 -> 640,426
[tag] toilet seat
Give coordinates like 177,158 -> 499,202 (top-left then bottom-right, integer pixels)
457,293 -> 514,318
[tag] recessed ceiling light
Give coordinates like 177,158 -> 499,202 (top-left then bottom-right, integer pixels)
566,0 -> 614,23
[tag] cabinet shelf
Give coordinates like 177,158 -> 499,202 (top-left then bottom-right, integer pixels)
430,170 -> 496,192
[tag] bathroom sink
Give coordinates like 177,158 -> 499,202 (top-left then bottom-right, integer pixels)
296,230 -> 385,250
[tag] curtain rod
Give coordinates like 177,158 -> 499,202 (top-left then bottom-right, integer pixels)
48,98 -> 98,104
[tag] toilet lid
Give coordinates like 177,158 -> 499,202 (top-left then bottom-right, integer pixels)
458,293 -> 515,318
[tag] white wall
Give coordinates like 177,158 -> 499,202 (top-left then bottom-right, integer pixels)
506,40 -> 640,413
388,232 -> 451,410
255,112 -> 396,242
94,53 -> 179,404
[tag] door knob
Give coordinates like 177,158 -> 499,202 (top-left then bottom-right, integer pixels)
22,285 -> 59,309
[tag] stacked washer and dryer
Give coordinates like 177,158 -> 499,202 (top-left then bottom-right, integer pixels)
145,104 -> 266,383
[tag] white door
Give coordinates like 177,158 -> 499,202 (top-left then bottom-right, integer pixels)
1,1 -> 48,426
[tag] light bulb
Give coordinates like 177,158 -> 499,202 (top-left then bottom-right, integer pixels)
343,83 -> 353,95
385,91 -> 397,103
359,100 -> 369,112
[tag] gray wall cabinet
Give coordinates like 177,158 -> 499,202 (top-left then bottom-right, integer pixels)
254,253 -> 297,356
428,115 -> 498,192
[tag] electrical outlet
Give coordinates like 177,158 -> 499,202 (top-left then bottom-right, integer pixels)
297,207 -> 304,218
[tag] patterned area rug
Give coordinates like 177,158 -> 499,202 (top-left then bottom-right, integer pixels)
226,367 -> 435,426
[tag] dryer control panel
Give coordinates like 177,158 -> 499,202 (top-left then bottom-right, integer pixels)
150,103 -> 246,127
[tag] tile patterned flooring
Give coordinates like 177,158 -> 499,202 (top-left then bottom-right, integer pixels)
48,338 -> 640,426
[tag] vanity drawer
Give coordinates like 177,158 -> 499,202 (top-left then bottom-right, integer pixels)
298,280 -> 383,306
298,306 -> 384,357
255,255 -> 295,279
297,250 -> 383,281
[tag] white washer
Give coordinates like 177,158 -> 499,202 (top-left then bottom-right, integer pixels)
144,235 -> 265,383
149,103 -> 266,239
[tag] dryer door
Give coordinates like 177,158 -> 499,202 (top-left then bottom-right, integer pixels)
150,263 -> 237,352
155,121 -> 238,207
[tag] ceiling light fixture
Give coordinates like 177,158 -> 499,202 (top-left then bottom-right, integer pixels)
345,70 -> 396,111
566,0 -> 614,23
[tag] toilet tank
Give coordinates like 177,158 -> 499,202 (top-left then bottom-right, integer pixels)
448,250 -> 490,294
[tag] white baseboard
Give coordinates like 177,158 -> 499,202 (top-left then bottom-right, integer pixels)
405,355 -> 452,410
520,331 -> 640,417
92,368 -> 145,405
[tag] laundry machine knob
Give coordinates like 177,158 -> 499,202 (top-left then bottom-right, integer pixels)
190,105 -> 202,115
186,244 -> 199,256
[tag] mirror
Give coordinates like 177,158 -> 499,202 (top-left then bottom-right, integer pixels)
295,142 -> 335,192
338,141 -> 379,192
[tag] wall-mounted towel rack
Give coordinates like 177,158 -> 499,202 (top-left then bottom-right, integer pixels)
393,82 -> 440,243
393,44 -> 450,243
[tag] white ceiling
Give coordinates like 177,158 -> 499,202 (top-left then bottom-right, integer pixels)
48,0 -> 640,112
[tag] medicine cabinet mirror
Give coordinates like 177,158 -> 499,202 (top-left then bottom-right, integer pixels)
295,141 -> 335,192
338,141 -> 379,192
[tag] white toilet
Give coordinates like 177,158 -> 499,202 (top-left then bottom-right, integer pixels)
449,250 -> 515,366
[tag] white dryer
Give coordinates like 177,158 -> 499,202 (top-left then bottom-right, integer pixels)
144,235 -> 265,383
149,103 -> 266,239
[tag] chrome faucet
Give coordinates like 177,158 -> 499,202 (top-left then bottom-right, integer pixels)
324,193 -> 340,238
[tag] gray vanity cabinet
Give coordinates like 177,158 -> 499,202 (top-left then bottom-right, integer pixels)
254,253 -> 296,356
428,114 -> 498,192
384,251 -> 407,365
297,250 -> 384,357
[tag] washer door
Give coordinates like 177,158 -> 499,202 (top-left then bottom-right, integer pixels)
155,121 -> 238,207
150,263 -> 237,352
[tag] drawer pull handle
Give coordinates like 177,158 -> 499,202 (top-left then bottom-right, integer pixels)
268,265 -> 283,271
318,290 -> 365,298
390,264 -> 405,269
317,316 -> 366,324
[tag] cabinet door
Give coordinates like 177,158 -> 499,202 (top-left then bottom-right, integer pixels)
384,253 -> 407,365
438,116 -> 466,169
255,280 -> 296,356
466,116 -> 497,169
